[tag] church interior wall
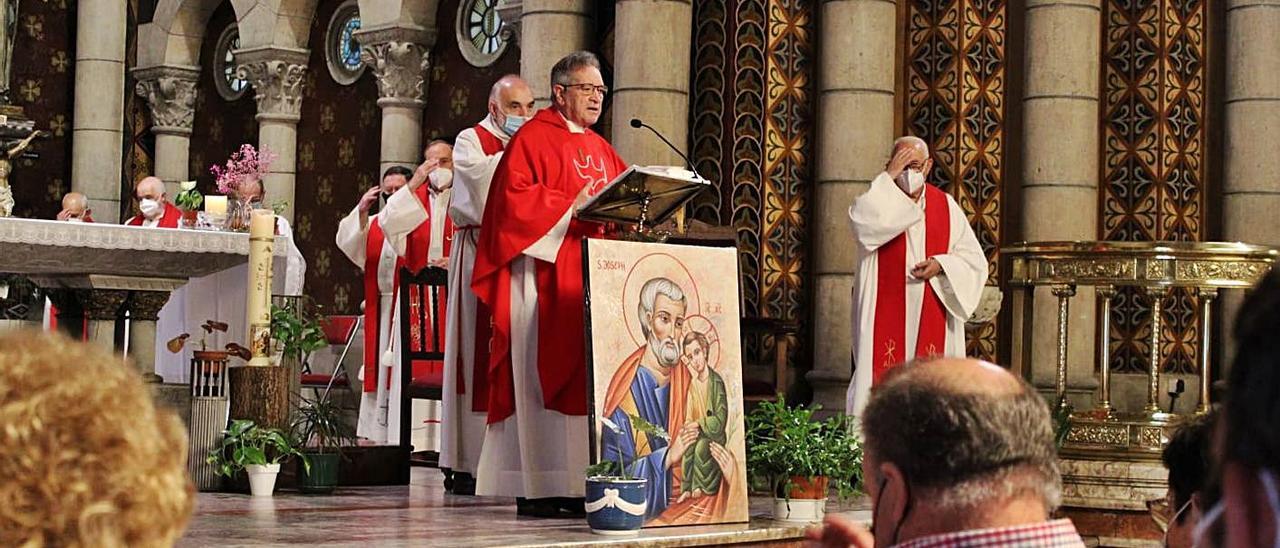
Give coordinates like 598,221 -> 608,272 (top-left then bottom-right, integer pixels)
187,1 -> 259,203
8,0 -> 77,219
420,0 -> 520,144
291,0 -> 381,316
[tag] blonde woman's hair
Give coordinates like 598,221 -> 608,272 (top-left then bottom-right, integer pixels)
0,330 -> 194,547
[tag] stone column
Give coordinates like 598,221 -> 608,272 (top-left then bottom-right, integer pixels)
72,0 -> 128,222
807,0 -> 897,412
81,289 -> 128,353
358,28 -> 434,175
134,66 -> 200,198
236,48 -> 308,223
1021,0 -> 1102,403
127,291 -> 170,383
1222,0 -> 1280,370
610,0 -> 692,166
517,0 -> 593,105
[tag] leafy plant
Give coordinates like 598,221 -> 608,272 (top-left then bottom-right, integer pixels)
1051,394 -> 1073,449
589,414 -> 670,481
206,419 -> 309,478
174,181 -> 204,211
270,200 -> 289,216
745,395 -> 863,501
271,299 -> 327,367
291,390 -> 356,455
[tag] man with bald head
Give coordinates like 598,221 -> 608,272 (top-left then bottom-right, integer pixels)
846,136 -> 987,418
809,358 -> 1085,547
124,176 -> 182,227
439,74 -> 535,494
56,192 -> 92,222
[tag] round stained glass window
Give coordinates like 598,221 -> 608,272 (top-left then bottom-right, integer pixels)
457,0 -> 508,67
326,1 -> 365,85
214,25 -> 248,101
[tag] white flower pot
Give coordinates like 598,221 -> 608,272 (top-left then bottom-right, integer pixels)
246,463 -> 281,497
772,497 -> 827,522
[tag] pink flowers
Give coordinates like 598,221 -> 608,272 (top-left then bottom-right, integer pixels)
211,144 -> 277,194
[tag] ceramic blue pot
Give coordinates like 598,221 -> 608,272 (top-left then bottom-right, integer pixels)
585,476 -> 647,535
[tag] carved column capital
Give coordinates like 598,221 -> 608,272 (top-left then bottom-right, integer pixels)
496,0 -> 523,43
359,40 -> 431,108
235,48 -> 310,123
133,65 -> 200,136
127,291 -> 172,322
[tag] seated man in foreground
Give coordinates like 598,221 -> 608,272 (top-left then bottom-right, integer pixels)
809,357 -> 1084,548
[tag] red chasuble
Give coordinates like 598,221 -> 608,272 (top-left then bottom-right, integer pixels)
361,184 -> 436,392
458,123 -> 506,411
471,108 -> 627,424
124,202 -> 183,228
871,184 -> 951,384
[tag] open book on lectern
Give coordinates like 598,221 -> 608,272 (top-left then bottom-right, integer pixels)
575,165 -> 709,226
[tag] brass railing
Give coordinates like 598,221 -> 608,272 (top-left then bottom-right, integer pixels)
1003,242 -> 1277,454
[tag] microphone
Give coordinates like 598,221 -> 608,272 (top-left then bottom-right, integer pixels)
629,118 -> 704,181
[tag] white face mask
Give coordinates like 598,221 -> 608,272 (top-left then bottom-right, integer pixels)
429,168 -> 453,191
1194,468 -> 1280,548
896,169 -> 925,194
65,217 -> 83,223
139,198 -> 163,219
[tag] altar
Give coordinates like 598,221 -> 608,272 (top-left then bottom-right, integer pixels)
0,216 -> 295,382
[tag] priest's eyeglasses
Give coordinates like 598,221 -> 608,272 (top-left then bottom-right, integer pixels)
562,83 -> 609,97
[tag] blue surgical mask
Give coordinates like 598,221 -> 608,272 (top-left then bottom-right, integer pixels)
502,114 -> 528,136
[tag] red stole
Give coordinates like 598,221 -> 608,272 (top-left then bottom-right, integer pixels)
459,123 -> 506,411
360,185 -> 436,392
124,202 -> 182,227
471,108 -> 627,424
871,184 -> 951,384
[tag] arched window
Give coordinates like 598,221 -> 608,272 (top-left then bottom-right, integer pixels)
326,1 -> 365,85
456,0 -> 508,67
213,25 -> 249,101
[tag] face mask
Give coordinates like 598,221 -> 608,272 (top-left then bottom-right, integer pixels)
65,217 -> 83,223
502,113 -> 528,136
1193,468 -> 1280,548
1163,498 -> 1193,547
140,198 -> 163,219
429,168 -> 454,191
896,169 -> 926,194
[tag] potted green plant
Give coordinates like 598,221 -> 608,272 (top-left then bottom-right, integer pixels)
745,396 -> 862,522
174,180 -> 203,228
206,419 -> 308,497
271,300 -> 327,371
291,389 -> 356,494
584,414 -> 666,536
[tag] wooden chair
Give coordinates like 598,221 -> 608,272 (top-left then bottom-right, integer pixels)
397,266 -> 448,480
741,317 -> 800,403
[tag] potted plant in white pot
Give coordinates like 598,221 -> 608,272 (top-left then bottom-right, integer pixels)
584,415 -> 669,536
746,396 -> 862,522
207,419 -> 308,497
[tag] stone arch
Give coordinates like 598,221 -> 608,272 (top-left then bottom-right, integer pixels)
138,0 -> 243,69
356,0 -> 437,31
233,0 -> 322,51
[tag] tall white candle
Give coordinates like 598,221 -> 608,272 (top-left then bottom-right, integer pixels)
205,195 -> 228,217
244,209 -> 275,366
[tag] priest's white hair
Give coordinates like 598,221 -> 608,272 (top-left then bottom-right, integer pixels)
637,277 -> 686,339
894,135 -> 929,156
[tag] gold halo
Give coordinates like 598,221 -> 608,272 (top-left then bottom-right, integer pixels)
681,314 -> 721,371
621,252 -> 702,347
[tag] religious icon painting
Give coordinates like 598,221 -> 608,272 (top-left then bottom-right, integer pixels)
583,238 -> 749,528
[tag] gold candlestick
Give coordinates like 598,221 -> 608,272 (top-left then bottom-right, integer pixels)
245,209 -> 275,366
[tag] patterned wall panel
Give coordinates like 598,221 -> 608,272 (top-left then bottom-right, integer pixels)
1101,0 -> 1207,375
8,0 -> 76,220
902,0 -> 1006,362
690,0 -> 814,376
189,3 -> 258,201
421,0 -> 521,143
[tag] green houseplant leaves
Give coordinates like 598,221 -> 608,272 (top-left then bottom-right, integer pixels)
745,396 -> 863,501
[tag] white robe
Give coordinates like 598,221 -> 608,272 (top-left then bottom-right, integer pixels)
440,116 -> 508,475
473,114 -> 591,499
153,217 -> 306,383
845,172 -> 987,418
334,186 -> 432,446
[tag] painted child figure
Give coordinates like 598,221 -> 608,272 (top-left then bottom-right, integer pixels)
677,331 -> 728,503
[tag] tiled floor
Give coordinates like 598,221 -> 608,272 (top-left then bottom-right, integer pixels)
179,469 -> 871,547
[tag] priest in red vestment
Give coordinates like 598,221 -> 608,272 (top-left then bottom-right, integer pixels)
335,161 -> 442,445
471,51 -> 627,516
846,136 -> 987,419
440,74 -> 535,495
124,177 -> 182,227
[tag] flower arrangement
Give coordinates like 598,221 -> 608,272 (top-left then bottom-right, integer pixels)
210,144 -> 276,195
174,180 -> 203,211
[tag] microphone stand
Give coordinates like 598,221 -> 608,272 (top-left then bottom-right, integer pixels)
629,118 -> 702,235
